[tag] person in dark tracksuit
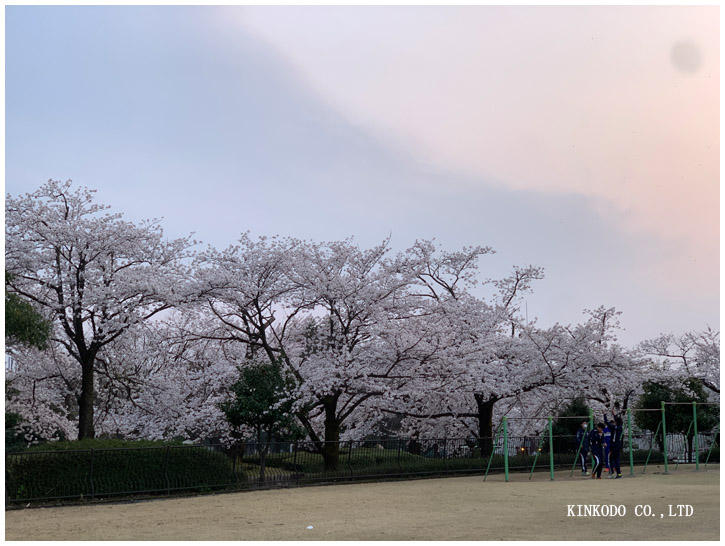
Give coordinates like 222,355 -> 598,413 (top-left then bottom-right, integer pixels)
602,422 -> 612,475
589,423 -> 605,479
575,421 -> 590,474
605,411 -> 624,479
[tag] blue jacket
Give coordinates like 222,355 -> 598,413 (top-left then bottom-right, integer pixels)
589,430 -> 604,455
605,414 -> 624,448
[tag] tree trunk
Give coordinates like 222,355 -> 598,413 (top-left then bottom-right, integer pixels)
322,399 -> 340,471
476,394 -> 496,457
77,361 -> 95,440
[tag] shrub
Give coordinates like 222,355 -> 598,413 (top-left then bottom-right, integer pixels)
626,449 -> 664,465
5,412 -> 26,452
7,439 -> 244,502
704,447 -> 719,463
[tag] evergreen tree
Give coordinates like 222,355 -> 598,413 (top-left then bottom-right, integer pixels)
551,397 -> 591,452
634,378 -> 718,460
220,360 -> 302,481
5,272 -> 51,350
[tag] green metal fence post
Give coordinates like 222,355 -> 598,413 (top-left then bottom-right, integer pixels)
528,431 -> 549,481
570,428 -> 587,477
661,401 -> 669,474
627,408 -> 634,476
503,417 -> 509,482
548,416 -> 554,480
528,439 -> 540,480
693,402 -> 699,471
704,427 -> 719,468
642,420 -> 661,474
675,421 -> 693,471
483,424 -> 502,481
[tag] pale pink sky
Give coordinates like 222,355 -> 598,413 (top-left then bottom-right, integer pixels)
6,6 -> 719,346
239,5 -> 719,311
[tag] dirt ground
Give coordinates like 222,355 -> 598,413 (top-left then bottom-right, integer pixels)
5,465 -> 719,540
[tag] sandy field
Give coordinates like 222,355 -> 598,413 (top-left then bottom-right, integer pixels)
5,465 -> 719,541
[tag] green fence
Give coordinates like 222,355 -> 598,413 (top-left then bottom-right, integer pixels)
483,403 -> 720,482
6,402 -> 719,505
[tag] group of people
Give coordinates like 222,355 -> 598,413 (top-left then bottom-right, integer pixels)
575,409 -> 624,479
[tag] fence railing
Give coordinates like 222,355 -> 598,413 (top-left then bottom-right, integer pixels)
6,430 -> 718,504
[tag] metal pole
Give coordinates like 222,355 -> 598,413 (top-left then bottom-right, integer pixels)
643,420 -> 661,473
483,424 -> 502,482
661,401 -> 669,474
548,416 -> 555,480
675,421 -> 693,471
693,401 -> 699,471
570,429 -> 587,477
627,408 -> 634,476
503,417 -> 509,482
704,428 -> 719,468
528,432 -> 548,481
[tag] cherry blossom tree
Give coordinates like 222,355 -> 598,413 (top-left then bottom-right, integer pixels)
93,320 -> 239,442
5,180 -> 194,439
6,319 -> 241,445
5,342 -> 79,444
379,245 -> 548,453
6,181 -> 701,455
515,307 -> 649,427
385,302 -> 645,450
191,237 -> 504,466
638,328 -> 720,396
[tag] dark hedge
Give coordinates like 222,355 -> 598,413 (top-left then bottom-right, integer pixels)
7,440 -> 244,502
